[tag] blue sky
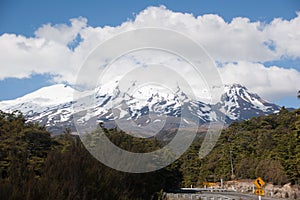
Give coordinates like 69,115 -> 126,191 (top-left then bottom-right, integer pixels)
1,0 -> 300,36
0,0 -> 299,107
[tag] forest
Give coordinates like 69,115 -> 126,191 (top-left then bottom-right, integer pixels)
0,108 -> 299,199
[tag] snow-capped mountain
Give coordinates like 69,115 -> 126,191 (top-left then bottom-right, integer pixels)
217,84 -> 281,121
0,84 -> 75,133
0,83 -> 281,134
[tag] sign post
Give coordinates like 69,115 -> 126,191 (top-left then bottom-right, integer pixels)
254,177 -> 265,200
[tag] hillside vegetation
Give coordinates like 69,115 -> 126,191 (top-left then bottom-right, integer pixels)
181,107 -> 300,186
0,108 -> 299,199
0,111 -> 177,200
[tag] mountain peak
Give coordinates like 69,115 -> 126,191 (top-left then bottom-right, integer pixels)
218,84 -> 280,120
225,83 -> 246,88
17,84 -> 74,104
0,83 -> 281,134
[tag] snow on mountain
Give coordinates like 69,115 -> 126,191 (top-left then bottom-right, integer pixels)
0,83 -> 281,134
0,84 -> 75,132
0,84 -> 75,113
217,84 -> 281,121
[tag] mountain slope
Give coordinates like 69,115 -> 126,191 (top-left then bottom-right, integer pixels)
217,84 -> 281,121
0,83 -> 281,134
0,84 -> 75,132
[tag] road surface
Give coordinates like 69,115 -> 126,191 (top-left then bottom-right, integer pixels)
167,191 -> 283,200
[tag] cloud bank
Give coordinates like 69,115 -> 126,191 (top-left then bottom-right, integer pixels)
0,6 -> 299,101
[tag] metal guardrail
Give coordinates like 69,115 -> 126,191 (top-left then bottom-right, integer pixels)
167,190 -> 283,200
180,188 -> 236,193
166,188 -> 237,200
167,193 -> 234,200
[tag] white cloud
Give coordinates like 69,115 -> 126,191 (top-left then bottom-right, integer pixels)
264,13 -> 300,58
130,6 -> 300,61
219,61 -> 300,101
0,33 -> 71,79
0,17 -> 87,82
131,8 -> 275,62
35,17 -> 87,45
0,6 -> 299,102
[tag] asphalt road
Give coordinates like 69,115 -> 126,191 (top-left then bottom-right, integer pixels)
167,191 -> 283,200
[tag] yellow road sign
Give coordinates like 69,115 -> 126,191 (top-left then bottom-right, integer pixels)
254,177 -> 265,188
255,189 -> 265,196
203,182 -> 216,187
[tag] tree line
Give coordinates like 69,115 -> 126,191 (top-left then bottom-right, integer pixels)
0,107 -> 299,199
